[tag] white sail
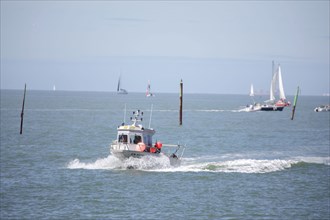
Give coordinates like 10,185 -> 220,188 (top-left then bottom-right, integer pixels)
277,65 -> 286,100
269,71 -> 277,102
249,84 -> 254,97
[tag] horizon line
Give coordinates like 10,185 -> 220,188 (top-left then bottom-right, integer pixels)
1,88 -> 328,97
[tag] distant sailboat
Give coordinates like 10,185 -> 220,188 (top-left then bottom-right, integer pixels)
146,80 -> 154,97
250,83 -> 255,97
274,66 -> 290,107
241,84 -> 261,112
261,63 -> 290,111
53,85 -> 56,91
117,75 -> 128,95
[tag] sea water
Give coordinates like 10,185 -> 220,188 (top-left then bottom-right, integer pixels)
1,90 -> 329,219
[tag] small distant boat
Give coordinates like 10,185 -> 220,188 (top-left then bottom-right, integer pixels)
110,110 -> 184,167
146,80 -> 154,97
261,62 -> 290,111
314,105 -> 330,112
117,75 -> 128,95
241,84 -> 261,112
53,85 -> 56,91
242,104 -> 262,112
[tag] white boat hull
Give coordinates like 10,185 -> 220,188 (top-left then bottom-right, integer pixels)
111,148 -> 181,167
314,105 -> 330,112
241,104 -> 261,112
260,104 -> 284,111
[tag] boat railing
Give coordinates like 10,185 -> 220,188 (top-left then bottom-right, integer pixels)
111,140 -> 130,151
163,144 -> 186,159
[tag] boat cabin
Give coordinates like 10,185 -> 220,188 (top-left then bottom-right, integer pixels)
110,109 -> 181,165
112,110 -> 162,153
117,125 -> 155,147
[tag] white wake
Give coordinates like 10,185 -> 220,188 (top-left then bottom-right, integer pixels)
67,155 -> 329,173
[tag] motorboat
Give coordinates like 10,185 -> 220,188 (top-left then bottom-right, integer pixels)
110,110 -> 184,167
240,84 -> 261,112
241,103 -> 262,112
314,105 -> 330,112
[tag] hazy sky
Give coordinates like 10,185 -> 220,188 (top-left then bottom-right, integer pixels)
1,1 -> 329,95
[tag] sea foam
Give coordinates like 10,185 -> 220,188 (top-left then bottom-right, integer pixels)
67,155 -> 329,173
67,154 -> 173,170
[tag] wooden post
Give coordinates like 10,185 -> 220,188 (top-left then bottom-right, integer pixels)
20,84 -> 26,134
291,86 -> 300,120
179,79 -> 183,126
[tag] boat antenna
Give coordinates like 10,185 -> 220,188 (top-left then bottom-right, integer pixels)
149,104 -> 153,128
131,110 -> 143,126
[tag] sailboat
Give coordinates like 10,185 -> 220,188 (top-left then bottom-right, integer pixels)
274,66 -> 290,107
241,84 -> 261,112
117,75 -> 128,95
260,63 -> 290,111
146,80 -> 154,97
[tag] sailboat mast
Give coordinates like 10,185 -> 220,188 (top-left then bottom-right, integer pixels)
179,79 -> 183,126
272,60 -> 275,77
270,70 -> 277,102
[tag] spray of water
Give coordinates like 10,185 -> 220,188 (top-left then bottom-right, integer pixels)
67,155 -> 329,173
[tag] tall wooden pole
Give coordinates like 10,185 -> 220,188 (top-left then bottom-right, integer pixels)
179,79 -> 183,126
291,86 -> 299,120
20,84 -> 26,134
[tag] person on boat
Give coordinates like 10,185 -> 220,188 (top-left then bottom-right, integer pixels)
155,141 -> 162,153
133,135 -> 142,144
119,134 -> 128,143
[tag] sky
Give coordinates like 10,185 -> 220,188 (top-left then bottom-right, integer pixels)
1,1 -> 329,95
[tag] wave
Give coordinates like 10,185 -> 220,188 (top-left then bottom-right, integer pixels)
67,156 -> 329,173
164,159 -> 298,173
292,156 -> 330,166
67,154 -> 173,170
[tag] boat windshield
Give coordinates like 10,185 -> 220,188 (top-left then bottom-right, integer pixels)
131,134 -> 142,144
118,134 -> 128,143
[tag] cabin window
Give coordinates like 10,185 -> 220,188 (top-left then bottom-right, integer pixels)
144,135 -> 152,147
118,134 -> 128,143
131,134 -> 142,144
